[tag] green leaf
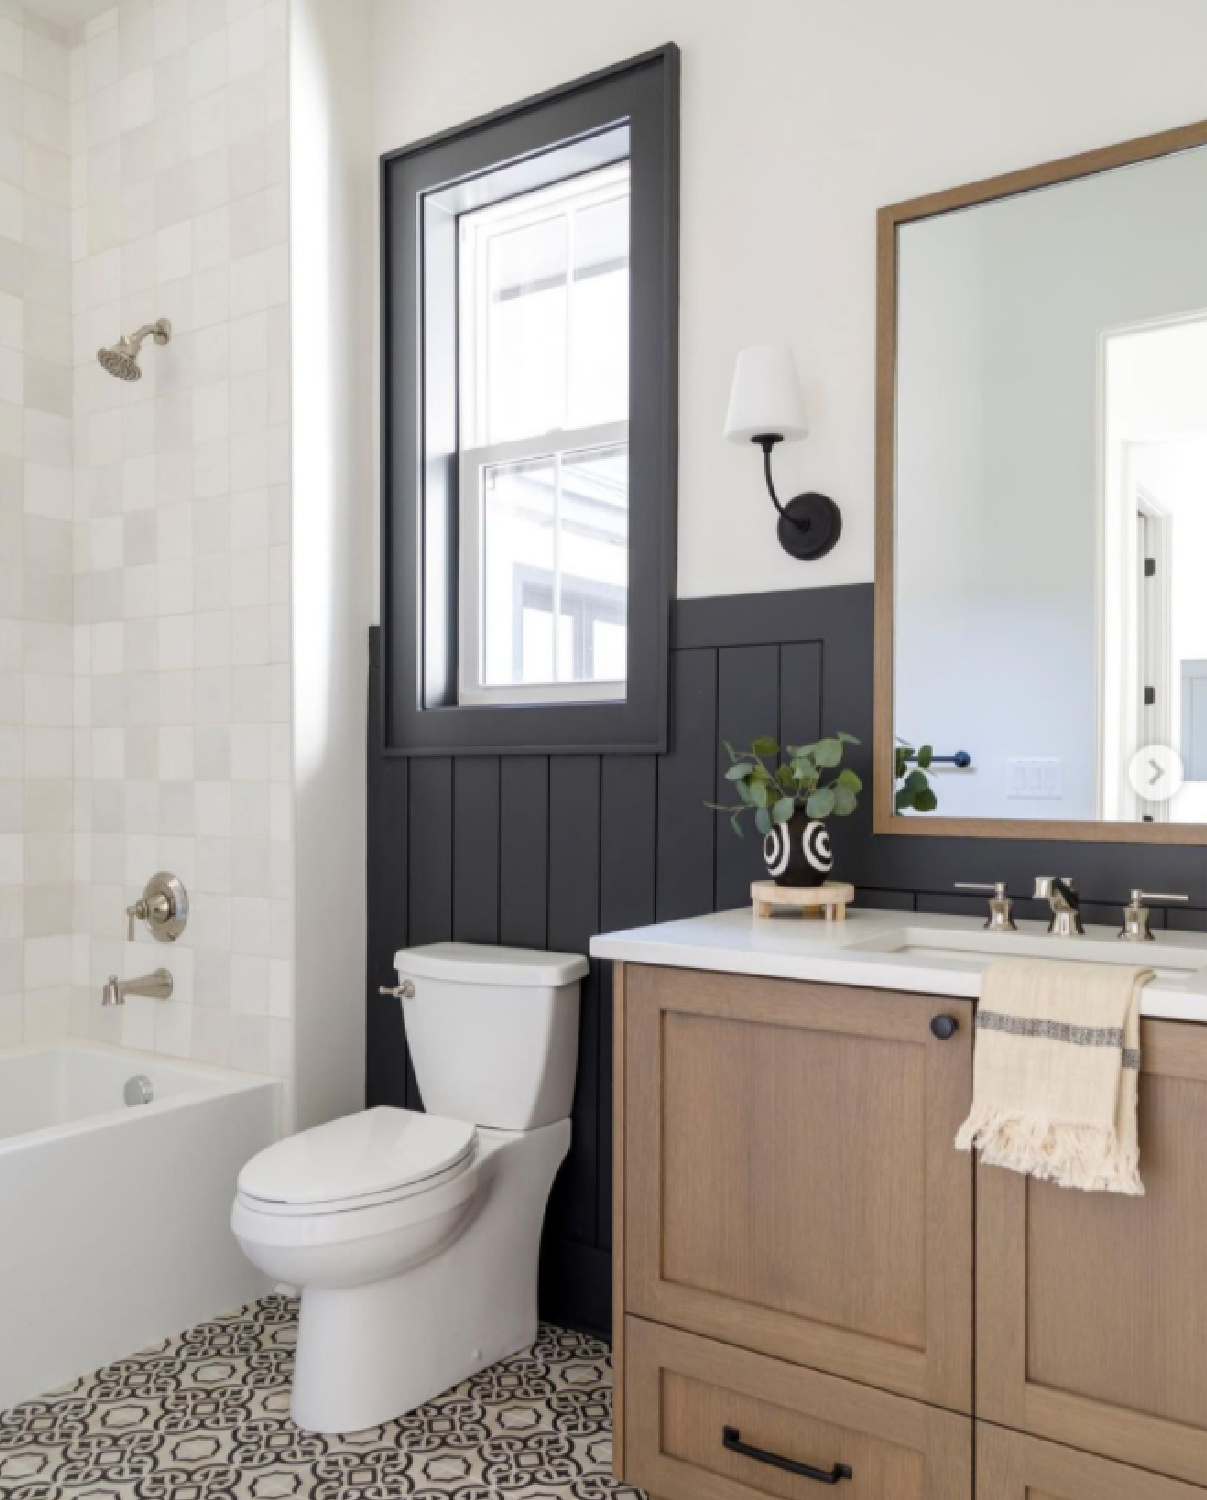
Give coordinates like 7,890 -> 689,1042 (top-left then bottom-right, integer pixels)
832,784 -> 856,816
751,735 -> 779,757
914,788 -> 938,812
755,806 -> 772,837
836,768 -> 862,792
730,812 -> 744,838
750,781 -> 769,808
895,787 -> 912,812
835,731 -> 861,744
904,769 -> 928,793
894,747 -> 909,779
772,796 -> 795,824
735,780 -> 754,805
725,762 -> 754,781
916,744 -> 934,769
813,738 -> 842,768
807,787 -> 836,819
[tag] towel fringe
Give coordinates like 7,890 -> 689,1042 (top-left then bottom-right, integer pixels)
956,1106 -> 1144,1197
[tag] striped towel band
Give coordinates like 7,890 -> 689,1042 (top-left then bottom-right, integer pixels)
976,1008 -> 1141,1070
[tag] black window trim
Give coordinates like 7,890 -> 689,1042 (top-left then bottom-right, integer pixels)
380,43 -> 680,756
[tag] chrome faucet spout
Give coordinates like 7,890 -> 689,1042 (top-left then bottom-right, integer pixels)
100,968 -> 174,1007
1033,875 -> 1085,937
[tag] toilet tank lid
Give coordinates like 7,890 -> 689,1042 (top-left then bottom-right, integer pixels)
394,942 -> 588,988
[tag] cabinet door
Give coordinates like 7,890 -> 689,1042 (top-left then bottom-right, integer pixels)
624,965 -> 974,1412
977,1422 -> 1206,1500
977,1019 -> 1207,1486
626,1317 -> 971,1500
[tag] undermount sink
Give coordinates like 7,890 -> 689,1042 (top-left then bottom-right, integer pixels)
844,924 -> 1207,990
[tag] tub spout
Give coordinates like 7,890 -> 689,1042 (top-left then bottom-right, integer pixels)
101,969 -> 173,1006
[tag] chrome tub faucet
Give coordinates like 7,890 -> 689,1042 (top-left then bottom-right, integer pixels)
101,969 -> 174,1007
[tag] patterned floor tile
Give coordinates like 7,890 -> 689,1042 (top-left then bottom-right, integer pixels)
0,1298 -> 645,1500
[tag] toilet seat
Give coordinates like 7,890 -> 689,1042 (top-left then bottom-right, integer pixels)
237,1106 -> 477,1217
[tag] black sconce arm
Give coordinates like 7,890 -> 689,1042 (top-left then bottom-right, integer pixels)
750,434 -> 843,562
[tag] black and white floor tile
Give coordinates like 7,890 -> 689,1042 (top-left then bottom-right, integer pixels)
0,1296 -> 644,1500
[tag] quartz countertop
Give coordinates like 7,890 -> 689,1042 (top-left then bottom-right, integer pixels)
589,906 -> 1207,1024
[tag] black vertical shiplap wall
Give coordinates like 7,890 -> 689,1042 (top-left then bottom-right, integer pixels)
366,583 -> 1207,1337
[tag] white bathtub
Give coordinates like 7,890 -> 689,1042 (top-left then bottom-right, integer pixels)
0,1041 -> 281,1412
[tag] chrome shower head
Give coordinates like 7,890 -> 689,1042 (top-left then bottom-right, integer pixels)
97,318 -> 172,382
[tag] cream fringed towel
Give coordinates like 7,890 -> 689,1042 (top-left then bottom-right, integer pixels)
955,958 -> 1152,1195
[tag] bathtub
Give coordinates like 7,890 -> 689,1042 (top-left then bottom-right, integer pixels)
0,1040 -> 281,1412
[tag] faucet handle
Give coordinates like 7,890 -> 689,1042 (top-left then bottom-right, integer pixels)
1120,889 -> 1189,943
954,881 -> 1017,932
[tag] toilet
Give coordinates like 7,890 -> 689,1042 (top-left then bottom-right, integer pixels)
231,942 -> 587,1433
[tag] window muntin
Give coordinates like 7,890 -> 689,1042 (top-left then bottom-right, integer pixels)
458,163 -> 631,705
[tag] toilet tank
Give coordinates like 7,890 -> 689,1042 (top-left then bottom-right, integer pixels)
392,943 -> 587,1130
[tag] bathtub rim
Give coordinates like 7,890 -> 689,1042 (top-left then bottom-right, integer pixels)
0,1038 -> 281,1158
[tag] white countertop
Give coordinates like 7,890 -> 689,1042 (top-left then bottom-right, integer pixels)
590,906 -> 1207,1024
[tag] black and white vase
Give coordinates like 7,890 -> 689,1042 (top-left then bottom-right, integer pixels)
762,809 -> 834,888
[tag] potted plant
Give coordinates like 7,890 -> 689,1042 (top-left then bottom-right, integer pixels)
894,739 -> 939,813
709,733 -> 861,887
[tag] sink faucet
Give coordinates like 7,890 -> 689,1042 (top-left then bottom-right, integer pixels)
101,968 -> 174,1007
1033,876 -> 1084,937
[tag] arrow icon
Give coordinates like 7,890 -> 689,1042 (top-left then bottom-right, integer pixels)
1149,759 -> 1164,786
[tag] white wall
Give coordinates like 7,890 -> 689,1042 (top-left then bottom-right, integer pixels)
0,3 -> 73,1047
289,0 -> 372,1130
367,0 -> 1207,605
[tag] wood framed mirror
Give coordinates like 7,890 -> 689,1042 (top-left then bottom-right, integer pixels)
875,118 -> 1207,843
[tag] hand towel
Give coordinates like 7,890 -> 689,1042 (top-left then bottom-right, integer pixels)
955,957 -> 1152,1195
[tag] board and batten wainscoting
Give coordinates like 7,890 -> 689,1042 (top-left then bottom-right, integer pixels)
365,585 -> 1207,1337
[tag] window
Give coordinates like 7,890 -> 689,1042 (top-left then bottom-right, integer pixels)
381,47 -> 678,754
458,165 -> 630,705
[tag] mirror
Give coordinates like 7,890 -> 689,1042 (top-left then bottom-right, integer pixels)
876,120 -> 1207,842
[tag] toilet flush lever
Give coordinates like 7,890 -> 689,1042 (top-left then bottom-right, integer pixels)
379,980 -> 416,1000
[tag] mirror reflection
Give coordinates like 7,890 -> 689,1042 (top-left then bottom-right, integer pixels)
893,139 -> 1207,825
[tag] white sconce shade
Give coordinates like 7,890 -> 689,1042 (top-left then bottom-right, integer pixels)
724,345 -> 808,443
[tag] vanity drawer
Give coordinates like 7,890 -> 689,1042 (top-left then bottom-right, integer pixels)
976,1422 -> 1207,1499
977,1019 -> 1207,1485
622,964 -> 974,1412
623,1316 -> 971,1500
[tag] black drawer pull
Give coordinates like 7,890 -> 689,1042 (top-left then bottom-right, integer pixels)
722,1425 -> 852,1485
930,1014 -> 959,1041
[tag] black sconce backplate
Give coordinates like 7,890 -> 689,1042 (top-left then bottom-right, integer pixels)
777,492 -> 843,560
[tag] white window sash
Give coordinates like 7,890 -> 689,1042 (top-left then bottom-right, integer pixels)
457,162 -> 631,451
458,421 -> 629,707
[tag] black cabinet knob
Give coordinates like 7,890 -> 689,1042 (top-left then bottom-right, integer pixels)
930,1014 -> 959,1041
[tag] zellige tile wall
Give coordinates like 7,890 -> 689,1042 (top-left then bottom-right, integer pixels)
68,0 -> 292,1091
0,3 -> 75,1050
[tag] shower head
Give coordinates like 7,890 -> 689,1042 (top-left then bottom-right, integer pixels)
97,318 -> 172,382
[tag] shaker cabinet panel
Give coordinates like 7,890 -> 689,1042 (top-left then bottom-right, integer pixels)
625,1317 -> 971,1500
623,965 -> 974,1412
976,1422 -> 1207,1500
977,1019 -> 1207,1486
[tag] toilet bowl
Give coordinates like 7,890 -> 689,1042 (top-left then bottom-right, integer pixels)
232,942 -> 585,1432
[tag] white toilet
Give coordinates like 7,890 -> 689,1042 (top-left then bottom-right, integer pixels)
231,942 -> 586,1433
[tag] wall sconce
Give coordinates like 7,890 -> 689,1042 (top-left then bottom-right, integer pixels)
724,345 -> 842,560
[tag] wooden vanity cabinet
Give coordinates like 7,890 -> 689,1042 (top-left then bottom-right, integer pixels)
625,1317 -> 972,1500
976,1018 -> 1207,1487
976,1424 -> 1207,1500
613,962 -> 1207,1498
618,964 -> 975,1414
